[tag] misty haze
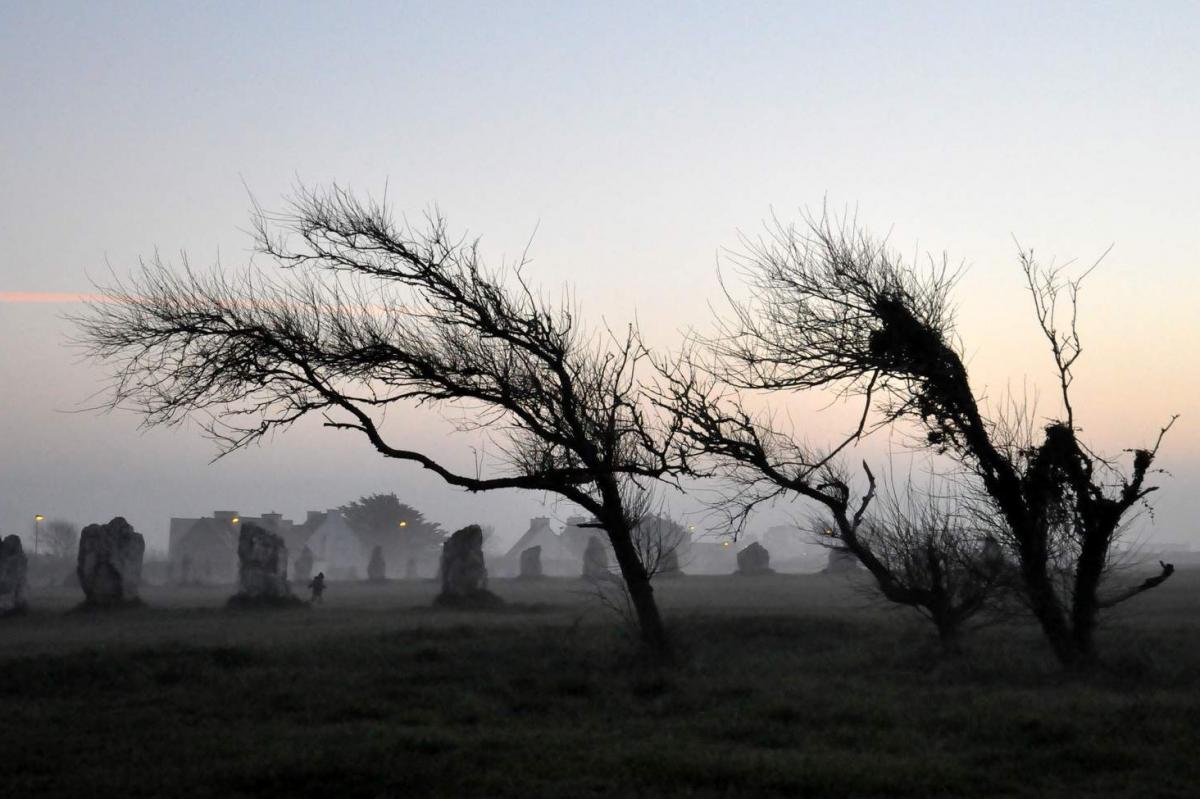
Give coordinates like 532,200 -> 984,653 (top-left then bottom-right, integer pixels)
3,4 -> 1200,798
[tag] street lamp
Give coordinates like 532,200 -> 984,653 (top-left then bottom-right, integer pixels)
398,520 -> 408,528
34,514 -> 44,555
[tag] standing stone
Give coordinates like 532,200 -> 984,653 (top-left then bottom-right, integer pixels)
518,546 -> 543,579
735,541 -> 773,575
294,546 -> 314,584
77,517 -> 145,605
367,545 -> 386,582
582,536 -> 609,580
0,535 -> 29,614
230,523 -> 293,604
434,524 -> 502,608
823,546 -> 860,574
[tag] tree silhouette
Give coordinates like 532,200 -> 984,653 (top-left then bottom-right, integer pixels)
664,211 -> 1174,667
821,478 -> 1011,650
339,493 -> 444,559
76,185 -> 681,659
632,512 -> 690,578
44,519 -> 79,560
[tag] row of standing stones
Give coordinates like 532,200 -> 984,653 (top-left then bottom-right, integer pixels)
0,518 -> 862,615
0,518 -> 508,613
1,518 -> 147,614
514,538 -> 856,580
515,536 -> 682,581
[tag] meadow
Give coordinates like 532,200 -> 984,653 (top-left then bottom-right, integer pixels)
3,570 -> 1199,798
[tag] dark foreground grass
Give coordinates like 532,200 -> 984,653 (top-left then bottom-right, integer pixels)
3,597 -> 1200,799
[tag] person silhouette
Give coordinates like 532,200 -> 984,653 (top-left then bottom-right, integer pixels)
308,571 -> 326,604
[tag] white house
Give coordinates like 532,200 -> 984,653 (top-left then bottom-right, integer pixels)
302,509 -> 372,580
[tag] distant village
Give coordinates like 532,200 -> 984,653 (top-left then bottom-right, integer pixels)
164,503 -> 844,586
8,493 -> 1195,593
2,492 -> 869,594
0,494 -> 865,618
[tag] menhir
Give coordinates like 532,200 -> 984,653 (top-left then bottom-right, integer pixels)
77,517 -> 145,606
0,535 -> 29,614
434,525 -> 503,609
231,523 -> 295,604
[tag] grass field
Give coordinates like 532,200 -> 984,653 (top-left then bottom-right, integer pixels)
3,570 -> 1199,798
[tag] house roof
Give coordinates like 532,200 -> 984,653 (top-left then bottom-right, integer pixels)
300,510 -> 372,556
503,517 -> 561,560
560,517 -> 602,559
174,517 -> 237,556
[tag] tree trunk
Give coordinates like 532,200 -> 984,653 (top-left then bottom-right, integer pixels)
930,610 -> 957,654
1067,532 -> 1108,668
1007,523 -> 1093,668
606,524 -> 672,662
1021,563 -> 1091,668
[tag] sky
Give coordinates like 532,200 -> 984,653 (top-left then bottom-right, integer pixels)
2,1 -> 1198,553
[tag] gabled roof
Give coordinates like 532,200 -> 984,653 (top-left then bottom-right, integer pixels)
301,510 -> 372,553
175,518 -> 237,554
504,517 -> 561,560
560,517 -> 602,559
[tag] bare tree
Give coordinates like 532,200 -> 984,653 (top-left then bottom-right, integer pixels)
666,211 -> 1174,668
633,513 -> 689,579
620,491 -> 690,580
75,185 -> 682,659
819,476 -> 1011,650
655,361 -> 1003,651
43,519 -> 79,560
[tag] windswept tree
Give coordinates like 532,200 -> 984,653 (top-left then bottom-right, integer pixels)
76,185 -> 682,658
663,212 -> 1174,667
815,478 -> 1011,650
659,360 -> 1004,650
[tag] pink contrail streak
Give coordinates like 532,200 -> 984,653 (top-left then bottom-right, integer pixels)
0,291 -> 116,304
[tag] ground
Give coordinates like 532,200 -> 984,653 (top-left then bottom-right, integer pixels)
3,571 -> 1199,798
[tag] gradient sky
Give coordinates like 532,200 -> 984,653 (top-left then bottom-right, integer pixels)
2,1 -> 1198,552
